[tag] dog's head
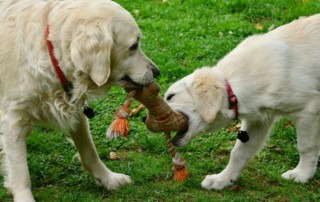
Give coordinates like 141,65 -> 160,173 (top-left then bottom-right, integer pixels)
65,0 -> 159,89
164,67 -> 231,147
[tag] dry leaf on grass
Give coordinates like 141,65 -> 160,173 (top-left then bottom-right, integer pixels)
130,104 -> 145,116
230,185 -> 242,191
255,23 -> 263,30
109,152 -> 120,160
226,122 -> 241,133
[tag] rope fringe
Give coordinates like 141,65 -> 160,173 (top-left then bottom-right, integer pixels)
106,91 -> 135,139
165,132 -> 188,182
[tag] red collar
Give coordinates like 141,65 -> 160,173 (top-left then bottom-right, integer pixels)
225,80 -> 238,119
46,24 -> 73,97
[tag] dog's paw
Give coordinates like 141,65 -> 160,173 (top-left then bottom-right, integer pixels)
14,189 -> 35,202
201,174 -> 233,190
281,169 -> 311,183
95,172 -> 132,190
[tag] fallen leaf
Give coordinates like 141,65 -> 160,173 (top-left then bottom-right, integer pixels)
268,24 -> 275,31
130,104 -> 145,116
109,152 -> 120,160
284,120 -> 295,128
133,9 -> 139,16
255,23 -> 263,30
273,146 -> 281,151
226,122 -> 241,133
230,185 -> 242,191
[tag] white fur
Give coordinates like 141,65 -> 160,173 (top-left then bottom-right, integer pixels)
0,0 -> 159,201
165,14 -> 320,190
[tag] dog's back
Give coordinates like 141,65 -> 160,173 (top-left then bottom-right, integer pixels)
218,14 -> 320,104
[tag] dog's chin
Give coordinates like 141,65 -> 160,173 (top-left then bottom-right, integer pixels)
119,76 -> 154,87
172,129 -> 189,147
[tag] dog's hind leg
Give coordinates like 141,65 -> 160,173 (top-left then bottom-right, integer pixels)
69,114 -> 132,190
201,119 -> 274,190
282,112 -> 320,183
1,113 -> 34,202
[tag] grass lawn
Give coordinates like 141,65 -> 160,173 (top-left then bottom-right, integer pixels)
1,0 -> 320,201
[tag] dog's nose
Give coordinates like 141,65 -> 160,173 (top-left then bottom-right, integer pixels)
151,66 -> 160,78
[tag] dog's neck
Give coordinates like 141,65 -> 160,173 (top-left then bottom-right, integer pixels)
225,80 -> 238,120
224,79 -> 249,142
46,24 -> 95,119
46,24 -> 73,98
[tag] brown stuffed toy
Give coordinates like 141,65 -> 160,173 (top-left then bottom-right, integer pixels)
124,82 -> 188,133
106,82 -> 189,181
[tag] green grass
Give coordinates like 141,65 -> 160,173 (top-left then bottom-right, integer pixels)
1,0 -> 320,201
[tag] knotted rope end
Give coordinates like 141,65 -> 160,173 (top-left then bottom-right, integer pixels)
173,157 -> 188,182
165,132 -> 188,182
106,91 -> 136,139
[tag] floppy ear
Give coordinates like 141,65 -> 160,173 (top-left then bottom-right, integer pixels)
71,23 -> 113,86
190,74 -> 224,123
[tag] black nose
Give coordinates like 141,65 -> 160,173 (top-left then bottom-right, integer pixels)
150,64 -> 160,78
152,68 -> 160,78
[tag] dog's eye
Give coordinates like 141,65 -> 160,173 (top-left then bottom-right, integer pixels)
129,42 -> 139,51
166,93 -> 175,101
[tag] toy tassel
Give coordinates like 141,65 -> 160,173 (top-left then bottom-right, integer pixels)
106,91 -> 136,139
165,132 -> 188,182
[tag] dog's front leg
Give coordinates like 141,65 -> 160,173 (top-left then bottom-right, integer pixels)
201,119 -> 274,190
69,114 -> 131,190
1,114 -> 34,202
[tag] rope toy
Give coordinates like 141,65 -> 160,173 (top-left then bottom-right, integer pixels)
106,91 -> 136,138
106,82 -> 189,181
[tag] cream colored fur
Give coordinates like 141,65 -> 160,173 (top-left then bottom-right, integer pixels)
0,0 -> 159,201
165,14 -> 320,190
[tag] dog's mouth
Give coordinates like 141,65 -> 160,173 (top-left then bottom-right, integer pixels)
122,76 -> 144,92
172,128 -> 188,147
121,76 -> 141,86
171,112 -> 189,147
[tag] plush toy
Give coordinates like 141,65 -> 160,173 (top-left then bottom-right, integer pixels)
106,82 -> 189,181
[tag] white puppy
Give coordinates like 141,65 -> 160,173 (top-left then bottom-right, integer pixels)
0,0 -> 159,201
165,14 -> 320,190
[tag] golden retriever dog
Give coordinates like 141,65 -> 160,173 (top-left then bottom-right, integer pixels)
0,0 -> 160,201
165,14 -> 320,190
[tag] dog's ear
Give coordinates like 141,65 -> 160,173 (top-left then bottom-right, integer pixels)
190,73 -> 224,123
71,23 -> 113,86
